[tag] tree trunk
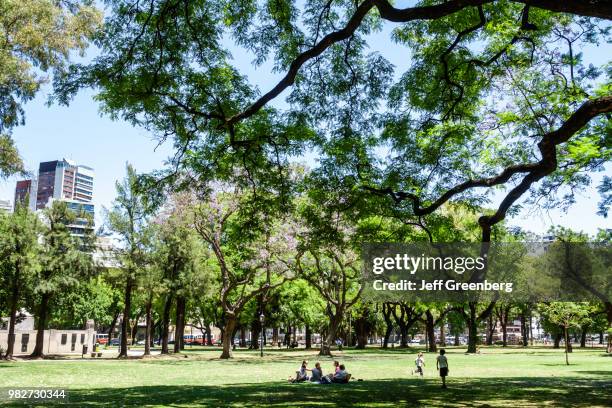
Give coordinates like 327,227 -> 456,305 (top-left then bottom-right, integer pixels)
606,302 -> 612,353
144,298 -> 152,356
426,310 -> 436,352
272,327 -> 278,344
439,320 -> 446,347
31,293 -> 50,358
321,312 -> 343,356
130,313 -> 140,346
454,332 -> 460,346
382,303 -> 393,349
553,331 -> 561,349
520,310 -> 528,346
119,277 -> 133,358
250,323 -> 260,350
564,326 -> 570,365
305,325 -> 312,349
240,326 -> 247,348
107,311 -> 119,347
501,321 -> 508,347
4,280 -> 20,359
220,317 -> 237,359
486,314 -> 494,346
580,328 -> 587,348
205,324 -> 213,346
174,295 -> 186,353
467,303 -> 478,353
161,294 -> 172,354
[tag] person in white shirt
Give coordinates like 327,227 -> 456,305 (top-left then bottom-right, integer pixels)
413,352 -> 425,376
436,349 -> 449,388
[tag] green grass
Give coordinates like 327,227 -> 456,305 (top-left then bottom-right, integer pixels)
1,346 -> 610,407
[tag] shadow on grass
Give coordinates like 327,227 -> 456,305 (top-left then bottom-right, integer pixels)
4,377 -> 610,407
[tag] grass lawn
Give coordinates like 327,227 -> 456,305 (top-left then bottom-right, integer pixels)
0,346 -> 610,407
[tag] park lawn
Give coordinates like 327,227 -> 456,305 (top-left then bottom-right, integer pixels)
0,347 -> 610,407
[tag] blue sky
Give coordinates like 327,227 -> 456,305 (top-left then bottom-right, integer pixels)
0,10 -> 610,235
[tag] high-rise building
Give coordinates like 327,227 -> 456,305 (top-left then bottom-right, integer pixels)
14,179 -> 33,210
34,159 -> 95,209
14,159 -> 95,231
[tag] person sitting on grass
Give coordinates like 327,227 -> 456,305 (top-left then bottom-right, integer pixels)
289,360 -> 310,383
436,349 -> 449,389
310,362 -> 323,383
331,364 -> 351,383
413,352 -> 425,377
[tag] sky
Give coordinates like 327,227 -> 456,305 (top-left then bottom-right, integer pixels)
0,7 -> 610,235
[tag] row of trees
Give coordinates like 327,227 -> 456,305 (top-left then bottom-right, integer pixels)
4,163 -> 609,363
0,202 -> 95,359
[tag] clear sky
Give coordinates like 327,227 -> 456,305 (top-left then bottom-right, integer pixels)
1,8 -> 610,235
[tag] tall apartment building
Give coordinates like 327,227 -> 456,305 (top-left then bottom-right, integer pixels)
14,159 -> 95,231
14,179 -> 34,210
35,159 -> 94,209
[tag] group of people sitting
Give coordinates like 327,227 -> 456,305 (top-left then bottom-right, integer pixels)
289,360 -> 351,384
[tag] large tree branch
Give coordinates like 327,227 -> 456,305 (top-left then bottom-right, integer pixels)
365,96 -> 612,227
226,0 -> 610,125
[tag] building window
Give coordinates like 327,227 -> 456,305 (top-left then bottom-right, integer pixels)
61,334 -> 67,345
81,334 -> 85,344
71,333 -> 77,351
21,334 -> 29,352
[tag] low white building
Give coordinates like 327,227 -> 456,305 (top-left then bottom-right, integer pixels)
0,314 -> 96,356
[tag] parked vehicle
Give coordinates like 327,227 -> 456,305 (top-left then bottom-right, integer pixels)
184,334 -> 207,345
95,334 -> 109,345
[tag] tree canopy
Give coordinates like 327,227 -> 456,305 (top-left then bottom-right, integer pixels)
0,0 -> 101,178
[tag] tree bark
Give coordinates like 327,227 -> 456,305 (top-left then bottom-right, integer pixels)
205,324 -> 213,346
144,297 -> 152,356
426,310 -> 437,352
220,317 -> 237,359
305,325 -> 312,349
272,327 -> 278,345
119,276 -> 133,358
174,295 -> 186,353
107,311 -> 119,347
564,325 -> 570,365
467,303 -> 479,353
321,311 -> 343,356
580,328 -> 587,348
486,314 -> 495,346
4,279 -> 20,359
161,294 -> 172,354
606,302 -> 612,353
130,313 -> 140,346
439,320 -> 446,347
240,326 -> 247,348
553,331 -> 561,349
382,303 -> 393,349
31,293 -> 50,358
520,311 -> 528,347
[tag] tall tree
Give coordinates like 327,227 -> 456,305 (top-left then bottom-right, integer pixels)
0,0 -> 101,177
31,201 -> 95,357
192,188 -> 297,359
0,204 -> 39,359
107,164 -> 155,358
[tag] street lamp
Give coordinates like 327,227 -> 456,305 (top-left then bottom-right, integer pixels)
259,313 -> 265,357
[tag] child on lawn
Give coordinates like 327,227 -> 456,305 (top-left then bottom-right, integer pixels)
436,349 -> 449,388
413,352 -> 425,376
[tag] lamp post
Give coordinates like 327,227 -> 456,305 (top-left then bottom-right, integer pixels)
259,313 -> 265,357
